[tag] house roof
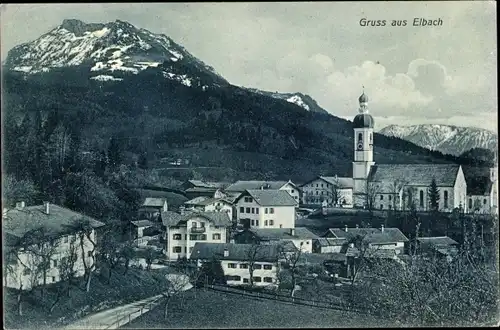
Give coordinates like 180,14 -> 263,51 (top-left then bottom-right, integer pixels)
236,189 -> 298,207
369,164 -> 461,187
299,176 -> 353,189
246,227 -> 319,241
131,220 -> 156,228
225,180 -> 293,192
315,237 -> 348,247
3,204 -> 105,246
191,243 -> 281,262
161,210 -> 231,228
417,236 -> 458,246
185,187 -> 218,193
346,247 -> 398,259
142,197 -> 167,207
326,227 -> 409,244
184,197 -> 231,207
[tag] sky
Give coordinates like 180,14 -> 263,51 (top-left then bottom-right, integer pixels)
1,2 -> 497,132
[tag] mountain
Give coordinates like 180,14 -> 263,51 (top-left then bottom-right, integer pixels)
2,19 -> 482,186
379,124 -> 498,157
245,89 -> 328,114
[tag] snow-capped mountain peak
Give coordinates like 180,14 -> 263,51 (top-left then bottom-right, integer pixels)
379,124 -> 498,156
4,19 -> 227,88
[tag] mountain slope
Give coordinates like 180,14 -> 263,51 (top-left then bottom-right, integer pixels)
2,19 -> 481,185
246,88 -> 328,114
379,124 -> 498,156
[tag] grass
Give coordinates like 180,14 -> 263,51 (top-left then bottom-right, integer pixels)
3,266 -> 171,329
122,288 -> 389,329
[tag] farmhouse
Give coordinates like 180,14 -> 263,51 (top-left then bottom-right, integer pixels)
233,227 -> 319,253
162,210 -> 232,260
299,176 -> 353,207
313,237 -> 347,254
190,243 -> 280,288
225,180 -> 301,204
183,196 -> 234,220
138,197 -> 168,221
3,202 -> 105,290
234,189 -> 298,229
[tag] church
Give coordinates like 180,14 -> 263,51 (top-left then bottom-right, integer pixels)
351,91 -> 469,213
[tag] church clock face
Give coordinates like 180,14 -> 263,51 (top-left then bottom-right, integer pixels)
357,141 -> 364,150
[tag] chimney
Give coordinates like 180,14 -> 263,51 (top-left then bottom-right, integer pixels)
344,225 -> 348,232
15,201 -> 26,210
223,248 -> 229,257
44,201 -> 50,215
290,228 -> 295,236
381,224 -> 384,232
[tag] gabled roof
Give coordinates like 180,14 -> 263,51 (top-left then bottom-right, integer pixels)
245,227 -> 319,241
326,227 -> 409,244
3,204 -> 105,246
235,189 -> 298,207
299,176 -> 353,189
187,180 -> 217,188
315,237 -> 348,247
161,210 -> 231,228
417,236 -> 458,246
131,220 -> 156,228
369,164 -> 461,187
142,197 -> 167,207
190,243 -> 280,262
185,187 -> 218,193
184,197 -> 231,207
225,180 -> 293,192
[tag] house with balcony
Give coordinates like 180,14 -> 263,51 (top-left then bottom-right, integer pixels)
234,189 -> 298,229
3,202 -> 105,290
162,210 -> 232,260
299,176 -> 353,207
233,227 -> 318,253
183,196 -> 234,220
225,180 -> 301,205
190,242 -> 281,288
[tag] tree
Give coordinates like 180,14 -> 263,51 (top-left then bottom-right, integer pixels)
278,242 -> 303,298
366,180 -> 382,219
120,244 -> 135,274
389,179 -> 407,211
57,235 -> 79,297
246,243 -> 265,287
144,247 -> 156,271
197,257 -> 226,287
428,178 -> 440,212
162,273 -> 192,321
2,175 -> 40,207
107,136 -> 122,169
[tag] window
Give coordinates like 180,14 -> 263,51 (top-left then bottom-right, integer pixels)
185,234 -> 188,240
251,208 -> 255,214
370,133 -> 372,143
173,234 -> 182,240
358,133 -> 362,142
321,184 -> 324,188
316,191 -> 319,195
264,220 -> 268,226
380,204 -> 383,210
265,208 -> 269,214
212,233 -> 221,240
255,220 -> 259,226
254,264 -> 262,269
184,247 -> 187,253
256,208 -> 259,214
251,220 -> 255,226
226,275 -> 241,281
173,246 -> 182,253
190,234 -> 198,240
419,190 -> 424,207
53,259 -> 58,267
52,276 -> 56,282
240,263 -> 249,269
484,199 -> 487,205
270,208 -> 274,214
243,278 -> 249,283
469,198 -> 473,209
200,222 -> 205,227
263,264 -> 272,270
23,268 -> 31,276
246,207 -> 251,213
240,207 -> 244,213
269,220 -> 274,226
306,241 -> 310,245
200,234 -> 207,241
291,190 -> 295,194
192,222 -> 198,228
380,195 -> 384,200
228,263 -> 237,268
264,277 -> 273,283
253,276 -> 262,282
244,197 -> 253,203
389,195 -> 392,201
444,191 -> 448,208
87,251 -> 92,257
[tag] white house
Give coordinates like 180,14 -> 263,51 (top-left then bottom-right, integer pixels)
323,225 -> 409,255
162,210 -> 232,260
190,243 -> 280,288
233,227 -> 319,253
183,196 -> 234,220
234,189 -> 298,229
3,202 -> 105,290
299,176 -> 353,207
225,180 -> 301,205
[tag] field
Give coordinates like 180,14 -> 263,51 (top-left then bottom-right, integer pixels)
122,288 -> 389,329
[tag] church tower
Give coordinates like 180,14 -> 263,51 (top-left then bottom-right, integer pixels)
352,90 -> 375,208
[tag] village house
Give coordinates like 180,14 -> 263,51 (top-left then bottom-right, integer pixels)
183,196 -> 234,220
190,242 -> 280,288
233,227 -> 319,253
299,176 -> 353,207
138,197 -> 168,222
313,237 -> 347,254
416,236 -> 459,262
181,180 -> 230,199
467,167 -> 498,215
234,189 -> 298,229
162,210 -> 232,260
225,180 -> 301,205
129,220 -> 162,247
3,202 -> 105,290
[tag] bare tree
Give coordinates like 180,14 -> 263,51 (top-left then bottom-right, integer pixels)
57,235 -> 78,297
246,243 -> 265,287
366,180 -> 382,219
144,247 -> 156,271
277,242 -> 303,298
120,244 -> 135,275
162,273 -> 192,320
389,179 -> 407,211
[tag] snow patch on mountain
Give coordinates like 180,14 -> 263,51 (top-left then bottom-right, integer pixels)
286,95 -> 310,111
91,75 -> 123,81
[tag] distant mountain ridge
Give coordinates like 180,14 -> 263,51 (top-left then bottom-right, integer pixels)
379,124 -> 498,156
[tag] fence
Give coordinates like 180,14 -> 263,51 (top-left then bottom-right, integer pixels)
103,296 -> 163,329
204,283 -> 370,315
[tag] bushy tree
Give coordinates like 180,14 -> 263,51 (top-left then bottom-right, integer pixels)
428,178 -> 440,212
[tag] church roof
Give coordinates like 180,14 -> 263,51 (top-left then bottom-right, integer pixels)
369,164 -> 460,187
353,113 -> 374,129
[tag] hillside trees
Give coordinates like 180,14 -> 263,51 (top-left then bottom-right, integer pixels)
428,178 -> 440,212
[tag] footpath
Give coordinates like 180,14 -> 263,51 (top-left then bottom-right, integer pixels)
63,274 -> 192,330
